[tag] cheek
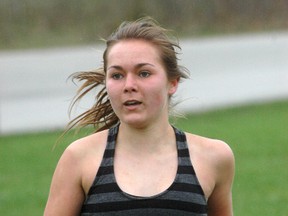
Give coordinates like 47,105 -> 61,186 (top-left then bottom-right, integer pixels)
148,88 -> 169,107
146,78 -> 171,105
106,79 -> 118,95
106,82 -> 120,104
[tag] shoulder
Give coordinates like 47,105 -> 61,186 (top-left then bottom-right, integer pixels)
184,132 -> 235,200
64,129 -> 109,159
59,129 -> 109,193
55,129 -> 109,183
60,129 -> 109,170
185,132 -> 234,169
55,129 -> 109,174
44,130 -> 109,215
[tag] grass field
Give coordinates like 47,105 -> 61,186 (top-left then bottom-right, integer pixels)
0,100 -> 287,215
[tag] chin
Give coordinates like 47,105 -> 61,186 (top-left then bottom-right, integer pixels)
121,117 -> 149,128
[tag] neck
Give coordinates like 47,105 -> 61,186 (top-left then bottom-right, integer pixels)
117,121 -> 175,154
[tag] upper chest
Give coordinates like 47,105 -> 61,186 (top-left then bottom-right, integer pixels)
81,132 -> 216,200
114,148 -> 178,197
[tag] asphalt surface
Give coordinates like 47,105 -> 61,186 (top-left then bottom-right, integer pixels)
1,32 -> 288,134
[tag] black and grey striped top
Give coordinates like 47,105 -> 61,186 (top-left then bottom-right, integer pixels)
81,124 -> 207,215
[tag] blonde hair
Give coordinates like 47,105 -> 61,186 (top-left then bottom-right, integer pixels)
67,17 -> 189,133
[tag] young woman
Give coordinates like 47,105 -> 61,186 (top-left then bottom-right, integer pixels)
44,17 -> 235,216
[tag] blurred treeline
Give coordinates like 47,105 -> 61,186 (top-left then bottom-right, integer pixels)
1,0 -> 288,50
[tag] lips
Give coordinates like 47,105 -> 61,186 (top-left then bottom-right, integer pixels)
123,100 -> 142,106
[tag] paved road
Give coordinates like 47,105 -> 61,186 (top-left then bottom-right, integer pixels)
1,32 -> 288,134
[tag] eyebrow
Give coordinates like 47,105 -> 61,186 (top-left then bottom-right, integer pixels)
107,63 -> 155,71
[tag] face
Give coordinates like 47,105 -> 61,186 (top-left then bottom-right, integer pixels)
105,39 -> 178,128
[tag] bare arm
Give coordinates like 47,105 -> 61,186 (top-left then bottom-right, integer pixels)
44,145 -> 85,216
208,141 -> 235,216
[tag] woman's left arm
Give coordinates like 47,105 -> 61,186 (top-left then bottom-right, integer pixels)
208,141 -> 235,216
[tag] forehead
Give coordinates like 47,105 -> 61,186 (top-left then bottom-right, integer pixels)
107,39 -> 161,65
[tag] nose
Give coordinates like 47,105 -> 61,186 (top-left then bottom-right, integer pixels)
124,74 -> 137,93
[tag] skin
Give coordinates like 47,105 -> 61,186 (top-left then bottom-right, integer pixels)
44,40 -> 234,216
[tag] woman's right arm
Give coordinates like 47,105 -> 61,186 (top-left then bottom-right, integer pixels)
44,145 -> 86,216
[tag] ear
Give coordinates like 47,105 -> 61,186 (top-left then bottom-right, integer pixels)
168,78 -> 179,96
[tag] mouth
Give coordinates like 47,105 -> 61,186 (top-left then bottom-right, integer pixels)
123,100 -> 142,106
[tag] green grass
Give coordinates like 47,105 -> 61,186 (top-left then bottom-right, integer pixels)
0,100 -> 287,215
0,130 -> 84,215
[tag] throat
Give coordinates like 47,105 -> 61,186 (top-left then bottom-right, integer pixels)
117,124 -> 176,153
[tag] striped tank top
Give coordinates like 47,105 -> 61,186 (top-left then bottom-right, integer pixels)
81,124 -> 208,215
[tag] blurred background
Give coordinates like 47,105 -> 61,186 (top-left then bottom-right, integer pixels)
1,0 -> 288,134
0,0 -> 288,215
1,0 -> 288,49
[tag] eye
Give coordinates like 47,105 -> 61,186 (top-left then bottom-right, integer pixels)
111,73 -> 124,80
139,71 -> 151,78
